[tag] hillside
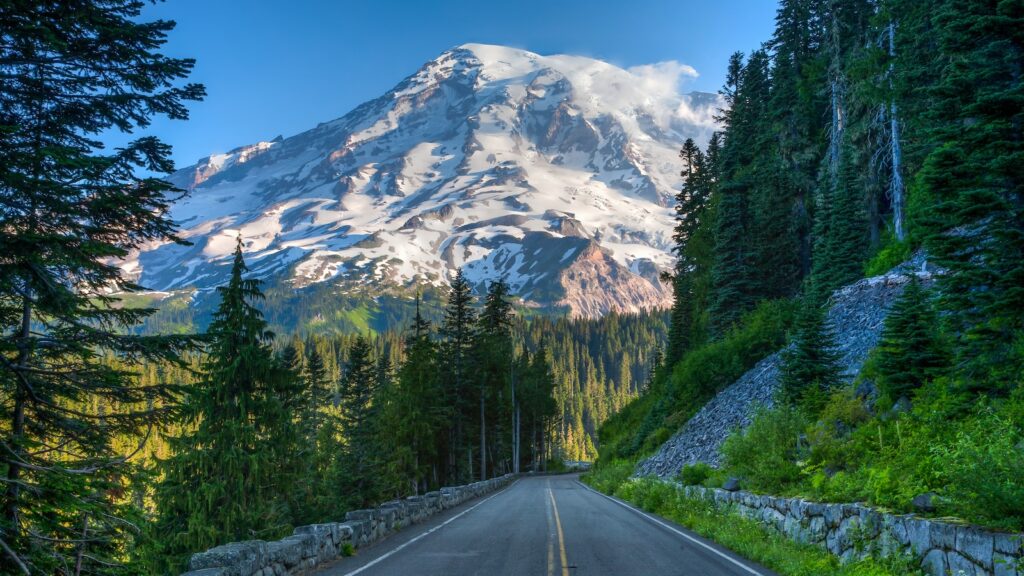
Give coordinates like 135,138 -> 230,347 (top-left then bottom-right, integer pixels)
637,256 -> 933,477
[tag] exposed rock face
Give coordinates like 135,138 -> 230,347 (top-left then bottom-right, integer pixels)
636,255 -> 937,477
123,43 -> 721,318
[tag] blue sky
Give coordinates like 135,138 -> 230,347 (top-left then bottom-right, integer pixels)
126,0 -> 779,169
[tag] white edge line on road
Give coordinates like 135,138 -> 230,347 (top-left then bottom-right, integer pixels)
576,480 -> 765,576
340,480 -> 518,576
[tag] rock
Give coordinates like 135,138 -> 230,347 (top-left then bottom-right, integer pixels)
912,493 -> 937,514
994,552 -> 1021,576
903,518 -> 932,555
722,477 -> 742,492
930,521 -> 957,550
189,541 -> 268,576
957,526 -> 995,571
995,533 -> 1024,555
947,550 -> 986,575
180,570 -> 228,576
891,396 -> 912,415
921,549 -> 947,575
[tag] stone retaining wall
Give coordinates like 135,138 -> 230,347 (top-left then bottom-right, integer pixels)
180,474 -> 515,576
675,483 -> 1023,576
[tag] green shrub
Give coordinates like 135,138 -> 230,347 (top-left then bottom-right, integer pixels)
933,410 -> 1024,530
864,234 -> 911,277
679,462 -> 714,486
721,406 -> 807,493
581,459 -> 634,495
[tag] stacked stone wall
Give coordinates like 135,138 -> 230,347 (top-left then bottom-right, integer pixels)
675,483 -> 1022,576
180,474 -> 515,576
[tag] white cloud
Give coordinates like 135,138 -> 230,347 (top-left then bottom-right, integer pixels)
626,61 -> 699,99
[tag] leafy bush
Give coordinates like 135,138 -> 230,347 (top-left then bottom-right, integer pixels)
720,406 -> 807,493
933,410 -> 1024,530
678,462 -> 714,486
580,459 -> 634,495
864,234 -> 911,277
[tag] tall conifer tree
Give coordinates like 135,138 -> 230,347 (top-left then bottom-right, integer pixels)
0,1 -> 202,571
150,241 -> 299,572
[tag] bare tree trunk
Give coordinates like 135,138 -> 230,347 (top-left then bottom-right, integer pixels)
4,297 -> 31,529
479,389 -> 486,481
74,514 -> 89,576
888,20 -> 905,241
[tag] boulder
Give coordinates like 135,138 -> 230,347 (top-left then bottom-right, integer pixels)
722,477 -> 742,492
912,493 -> 937,514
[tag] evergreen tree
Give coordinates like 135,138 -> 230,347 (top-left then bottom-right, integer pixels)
291,343 -> 338,524
339,336 -> 380,506
812,141 -> 870,298
149,241 -> 299,572
519,346 -> 558,471
383,295 -> 447,494
666,139 -> 708,365
916,0 -> 1024,391
709,51 -> 773,335
0,1 -> 202,571
778,302 -> 842,411
439,268 -> 477,482
874,276 -> 948,403
475,279 -> 514,479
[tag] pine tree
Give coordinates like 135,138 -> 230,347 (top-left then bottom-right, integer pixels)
0,1 -> 203,571
289,342 -> 338,524
812,141 -> 869,299
709,51 -> 774,335
778,302 -> 843,411
666,139 -> 706,365
383,295 -> 447,494
475,279 -> 514,480
520,346 -> 558,471
915,0 -> 1024,391
149,241 -> 299,572
340,336 -> 380,506
874,276 -> 948,403
439,268 -> 477,482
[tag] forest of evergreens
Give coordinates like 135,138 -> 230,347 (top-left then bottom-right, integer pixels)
0,2 -> 664,567
594,0 -> 1023,536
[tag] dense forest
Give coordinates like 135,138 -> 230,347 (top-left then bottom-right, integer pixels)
596,0 -> 1023,534
0,3 -> 664,569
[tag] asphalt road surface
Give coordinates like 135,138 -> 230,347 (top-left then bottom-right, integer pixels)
314,474 -> 777,576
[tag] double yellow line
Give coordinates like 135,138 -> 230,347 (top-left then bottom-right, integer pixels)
547,484 -> 570,576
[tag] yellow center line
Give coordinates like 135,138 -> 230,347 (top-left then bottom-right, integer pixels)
548,487 -> 570,576
546,480 -> 555,576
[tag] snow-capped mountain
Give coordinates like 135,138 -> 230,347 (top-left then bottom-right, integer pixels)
127,43 -> 721,317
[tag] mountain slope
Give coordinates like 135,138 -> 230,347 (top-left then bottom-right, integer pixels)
127,43 -> 720,317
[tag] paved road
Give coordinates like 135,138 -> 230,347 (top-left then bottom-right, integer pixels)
315,474 -> 777,576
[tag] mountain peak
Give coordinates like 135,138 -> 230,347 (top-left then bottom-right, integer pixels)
129,45 -> 722,318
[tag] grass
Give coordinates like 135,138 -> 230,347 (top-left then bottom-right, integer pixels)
341,542 -> 355,557
582,470 -> 924,576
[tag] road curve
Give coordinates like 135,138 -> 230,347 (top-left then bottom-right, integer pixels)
313,474 -> 777,576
